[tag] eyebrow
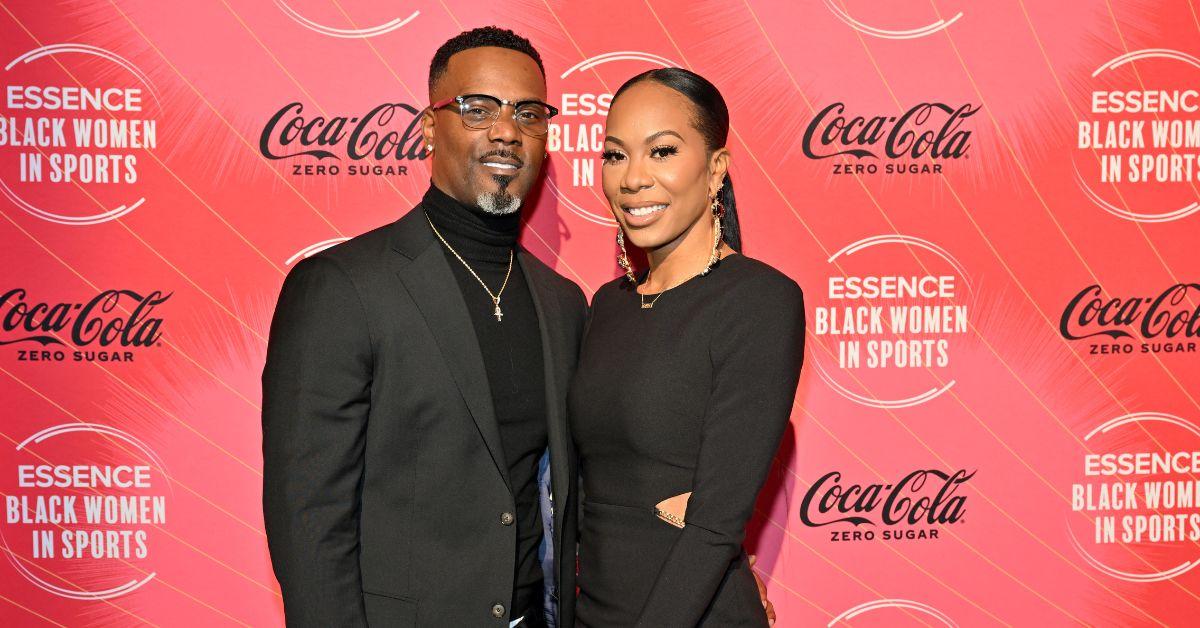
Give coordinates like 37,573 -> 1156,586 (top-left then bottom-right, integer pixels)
459,89 -> 545,103
604,129 -> 686,147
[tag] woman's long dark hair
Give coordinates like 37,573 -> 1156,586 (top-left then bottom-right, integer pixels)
613,67 -> 742,252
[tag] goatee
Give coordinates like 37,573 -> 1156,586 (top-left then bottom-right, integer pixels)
476,174 -> 522,215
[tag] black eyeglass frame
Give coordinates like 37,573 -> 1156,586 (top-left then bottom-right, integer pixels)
429,93 -> 559,137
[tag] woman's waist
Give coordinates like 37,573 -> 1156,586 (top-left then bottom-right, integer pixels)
579,464 -> 693,510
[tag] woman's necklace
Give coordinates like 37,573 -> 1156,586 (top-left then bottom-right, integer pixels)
639,251 -> 724,310
426,214 -> 513,322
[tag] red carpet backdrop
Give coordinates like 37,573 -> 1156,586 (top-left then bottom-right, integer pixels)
1,0 -> 1199,625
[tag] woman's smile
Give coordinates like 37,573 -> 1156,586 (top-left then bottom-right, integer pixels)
622,201 -> 670,227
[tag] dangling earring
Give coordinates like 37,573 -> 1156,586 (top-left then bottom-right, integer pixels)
701,186 -> 724,276
616,228 -> 637,283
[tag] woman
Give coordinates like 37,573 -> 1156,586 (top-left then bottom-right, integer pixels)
568,68 -> 805,627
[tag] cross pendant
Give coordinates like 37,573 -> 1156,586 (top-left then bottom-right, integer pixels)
493,302 -> 504,321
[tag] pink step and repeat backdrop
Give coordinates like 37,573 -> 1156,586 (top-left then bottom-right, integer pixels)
2,0 -> 1199,625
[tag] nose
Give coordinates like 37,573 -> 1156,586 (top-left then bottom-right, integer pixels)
487,106 -> 521,146
620,154 -> 653,194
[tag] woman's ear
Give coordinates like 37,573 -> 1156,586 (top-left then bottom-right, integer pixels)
709,147 -> 731,194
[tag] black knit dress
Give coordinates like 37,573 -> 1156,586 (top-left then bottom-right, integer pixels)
568,254 -> 805,627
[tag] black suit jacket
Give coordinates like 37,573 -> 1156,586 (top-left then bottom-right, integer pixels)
262,205 -> 586,627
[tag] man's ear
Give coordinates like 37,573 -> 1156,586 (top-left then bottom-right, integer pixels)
421,107 -> 436,151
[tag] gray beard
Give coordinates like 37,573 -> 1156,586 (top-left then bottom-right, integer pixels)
475,174 -> 522,215
476,191 -> 522,215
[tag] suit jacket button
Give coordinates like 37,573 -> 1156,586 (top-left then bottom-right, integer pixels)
491,603 -> 506,618
500,512 -> 515,526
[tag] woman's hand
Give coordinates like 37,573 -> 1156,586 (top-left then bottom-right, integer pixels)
749,554 -> 776,626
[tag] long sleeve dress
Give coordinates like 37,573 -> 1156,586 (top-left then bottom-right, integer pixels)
568,253 -> 805,627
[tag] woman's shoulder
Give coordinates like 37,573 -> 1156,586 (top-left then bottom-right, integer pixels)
720,254 -> 804,305
590,273 -> 635,307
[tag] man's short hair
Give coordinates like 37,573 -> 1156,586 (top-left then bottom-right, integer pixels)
428,26 -> 545,97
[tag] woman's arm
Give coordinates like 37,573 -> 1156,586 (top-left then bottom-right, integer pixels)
635,271 -> 805,627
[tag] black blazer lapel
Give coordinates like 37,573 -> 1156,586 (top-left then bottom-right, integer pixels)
519,250 -> 573,559
393,210 -> 511,491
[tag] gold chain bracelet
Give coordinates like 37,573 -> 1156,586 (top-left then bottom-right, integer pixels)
654,507 -> 686,529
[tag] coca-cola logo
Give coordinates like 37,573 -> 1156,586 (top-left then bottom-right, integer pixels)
0,289 -> 169,363
802,102 -> 979,175
259,102 -> 426,176
1060,283 -> 1199,356
801,468 -> 974,542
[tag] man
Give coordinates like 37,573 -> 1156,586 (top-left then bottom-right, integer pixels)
263,28 -> 582,627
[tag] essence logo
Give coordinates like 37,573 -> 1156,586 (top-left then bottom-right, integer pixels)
1075,49 -> 1200,222
811,235 -> 972,409
1060,283 -> 1198,355
259,102 -> 426,177
1,44 -> 161,225
0,288 -> 169,363
3,422 -> 169,600
802,102 -> 979,175
1069,412 -> 1200,582
801,468 -> 974,542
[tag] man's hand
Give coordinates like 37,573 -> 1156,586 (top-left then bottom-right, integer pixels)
749,554 -> 776,626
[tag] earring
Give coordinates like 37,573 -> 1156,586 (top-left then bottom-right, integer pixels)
426,144 -> 434,151
616,228 -> 637,283
700,189 -> 724,276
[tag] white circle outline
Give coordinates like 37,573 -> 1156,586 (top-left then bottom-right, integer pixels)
1076,49 -> 1200,223
2,44 -> 158,225
817,234 -> 971,408
828,598 -> 957,626
1068,411 -> 1200,582
285,237 -> 351,266
3,422 -> 169,599
822,0 -> 963,40
275,1 -> 419,38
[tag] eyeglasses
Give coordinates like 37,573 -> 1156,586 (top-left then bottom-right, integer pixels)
430,94 -> 559,138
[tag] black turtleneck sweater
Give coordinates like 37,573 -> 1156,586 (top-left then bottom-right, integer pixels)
422,184 -> 548,624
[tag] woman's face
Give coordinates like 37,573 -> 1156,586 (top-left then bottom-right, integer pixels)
601,81 -> 726,253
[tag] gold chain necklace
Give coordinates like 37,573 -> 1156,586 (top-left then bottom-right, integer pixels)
425,214 -> 514,322
639,289 -> 669,309
639,251 -> 723,310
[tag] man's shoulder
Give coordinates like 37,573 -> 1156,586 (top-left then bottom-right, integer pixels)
316,220 -> 398,265
520,249 -> 586,302
296,209 -> 426,276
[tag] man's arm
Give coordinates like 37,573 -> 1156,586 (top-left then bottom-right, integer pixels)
263,256 -> 373,627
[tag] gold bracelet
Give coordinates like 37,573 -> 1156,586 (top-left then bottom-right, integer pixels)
654,507 -> 686,529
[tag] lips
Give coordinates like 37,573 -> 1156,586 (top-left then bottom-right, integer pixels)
621,201 -> 669,227
479,152 -> 523,172
626,203 -> 667,217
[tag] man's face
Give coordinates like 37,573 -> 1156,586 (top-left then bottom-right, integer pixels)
423,47 -> 548,214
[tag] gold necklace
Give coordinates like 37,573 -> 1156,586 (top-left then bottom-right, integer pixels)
639,251 -> 723,310
425,214 -> 513,322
